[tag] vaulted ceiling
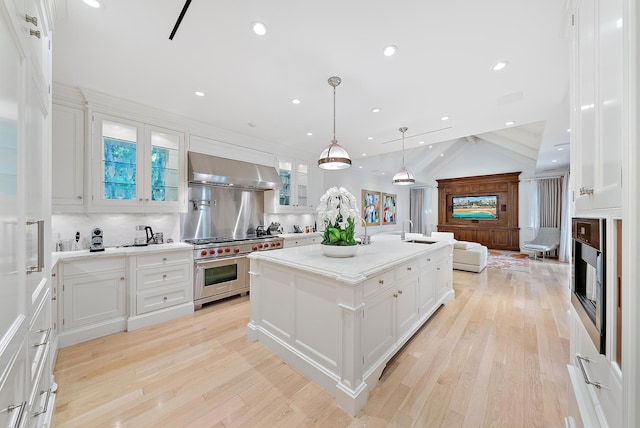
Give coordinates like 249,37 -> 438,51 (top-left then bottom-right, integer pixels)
52,0 -> 572,183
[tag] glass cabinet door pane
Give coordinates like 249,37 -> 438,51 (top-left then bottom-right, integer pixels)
150,131 -> 179,202
102,120 -> 137,200
278,160 -> 293,207
296,163 -> 308,207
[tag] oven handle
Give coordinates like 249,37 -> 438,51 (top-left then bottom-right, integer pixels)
195,255 -> 248,267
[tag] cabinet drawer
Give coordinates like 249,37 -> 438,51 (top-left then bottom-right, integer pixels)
136,263 -> 190,290
136,250 -> 191,269
0,341 -> 27,428
363,271 -> 395,299
28,295 -> 50,385
136,285 -> 189,315
62,257 -> 125,276
396,260 -> 418,281
29,356 -> 54,427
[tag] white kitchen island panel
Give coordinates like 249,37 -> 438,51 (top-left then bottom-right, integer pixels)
247,236 -> 454,416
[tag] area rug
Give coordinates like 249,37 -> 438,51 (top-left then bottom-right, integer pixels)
487,250 -> 530,272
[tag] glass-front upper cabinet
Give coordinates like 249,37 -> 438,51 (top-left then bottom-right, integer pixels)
91,113 -> 185,212
276,158 -> 309,209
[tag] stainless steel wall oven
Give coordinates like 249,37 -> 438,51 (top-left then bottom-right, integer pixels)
571,217 -> 606,353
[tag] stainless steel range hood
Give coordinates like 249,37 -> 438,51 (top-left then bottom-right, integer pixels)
187,152 -> 282,190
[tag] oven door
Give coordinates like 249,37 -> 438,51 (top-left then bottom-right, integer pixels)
194,255 -> 248,308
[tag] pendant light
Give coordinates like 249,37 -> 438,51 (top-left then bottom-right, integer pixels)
318,76 -> 352,170
392,127 -> 416,185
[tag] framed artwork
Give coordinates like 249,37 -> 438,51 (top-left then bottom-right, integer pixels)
362,190 -> 381,226
382,193 -> 397,225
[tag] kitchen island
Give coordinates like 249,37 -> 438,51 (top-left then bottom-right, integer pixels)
246,235 -> 454,415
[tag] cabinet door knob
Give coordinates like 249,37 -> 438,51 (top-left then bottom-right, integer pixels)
120,277 -> 125,280
393,293 -> 398,298
163,257 -> 167,261
77,195 -> 83,199
163,296 -> 168,301
163,274 -> 167,278
25,14 -> 38,26
378,279 -> 384,285
407,267 -> 411,271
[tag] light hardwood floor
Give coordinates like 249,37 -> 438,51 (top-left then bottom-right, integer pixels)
53,259 -> 570,427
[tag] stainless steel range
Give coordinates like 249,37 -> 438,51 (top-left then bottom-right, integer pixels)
180,152 -> 285,310
186,235 -> 284,309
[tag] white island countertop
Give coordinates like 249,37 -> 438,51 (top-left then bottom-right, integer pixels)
248,234 -> 450,284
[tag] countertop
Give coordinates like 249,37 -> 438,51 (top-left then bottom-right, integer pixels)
52,242 -> 193,269
248,234 -> 450,284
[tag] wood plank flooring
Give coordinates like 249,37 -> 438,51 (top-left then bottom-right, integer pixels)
53,259 -> 570,427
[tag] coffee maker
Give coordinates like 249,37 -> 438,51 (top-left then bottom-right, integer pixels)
90,228 -> 105,252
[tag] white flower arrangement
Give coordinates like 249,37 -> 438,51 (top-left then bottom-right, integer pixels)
317,186 -> 360,246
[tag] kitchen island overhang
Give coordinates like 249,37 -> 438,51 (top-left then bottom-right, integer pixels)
246,236 -> 455,416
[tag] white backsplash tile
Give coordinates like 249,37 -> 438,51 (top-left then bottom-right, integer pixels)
52,213 -> 181,250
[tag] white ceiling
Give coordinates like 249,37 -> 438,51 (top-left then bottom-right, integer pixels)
52,0 -> 572,182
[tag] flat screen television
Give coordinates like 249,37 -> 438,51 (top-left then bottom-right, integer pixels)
452,195 -> 498,219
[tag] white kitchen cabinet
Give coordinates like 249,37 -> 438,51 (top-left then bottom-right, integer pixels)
89,113 -> 186,213
52,103 -> 85,210
1,0 -> 54,426
58,257 -> 127,347
127,248 -> 193,331
571,0 -> 623,213
281,233 -> 322,248
266,157 -> 322,213
395,260 -> 419,339
568,304 -> 622,427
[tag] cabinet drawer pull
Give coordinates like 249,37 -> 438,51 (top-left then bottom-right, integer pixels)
398,289 -> 403,294
162,274 -> 167,279
576,355 -> 610,390
33,389 -> 53,417
30,29 -> 41,39
163,296 -> 168,301
120,277 -> 125,281
407,267 -> 412,271
25,14 -> 38,26
0,401 -> 26,427
77,195 -> 82,199
427,258 -> 431,262
378,279 -> 384,285
393,293 -> 398,298
163,257 -> 168,261
33,328 -> 51,347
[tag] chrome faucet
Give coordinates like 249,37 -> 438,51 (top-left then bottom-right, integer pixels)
401,219 -> 413,240
359,217 -> 370,245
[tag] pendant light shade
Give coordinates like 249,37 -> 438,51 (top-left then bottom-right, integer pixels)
318,76 -> 351,170
392,127 -> 416,185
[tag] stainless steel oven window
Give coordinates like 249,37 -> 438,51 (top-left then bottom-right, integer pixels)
204,264 -> 238,286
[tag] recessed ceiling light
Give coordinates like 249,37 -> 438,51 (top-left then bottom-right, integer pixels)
505,121 -> 515,126
359,166 -> 363,169
367,136 -> 373,140
248,122 -> 257,127
194,91 -> 205,97
440,153 -> 444,157
381,172 -> 385,175
291,98 -> 301,104
492,60 -> 509,71
441,116 -> 449,121
82,0 -> 102,8
362,153 -> 367,157
428,145 -> 433,149
552,159 -> 557,163
306,132 -> 313,136
252,22 -> 267,36
371,108 -> 380,113
567,128 -> 571,132
419,141 -> 425,145
557,147 -> 564,151
383,45 -> 397,56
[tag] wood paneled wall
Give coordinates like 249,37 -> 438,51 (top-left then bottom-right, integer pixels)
437,172 -> 520,250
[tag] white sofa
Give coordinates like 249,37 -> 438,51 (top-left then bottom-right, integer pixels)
430,232 -> 488,273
